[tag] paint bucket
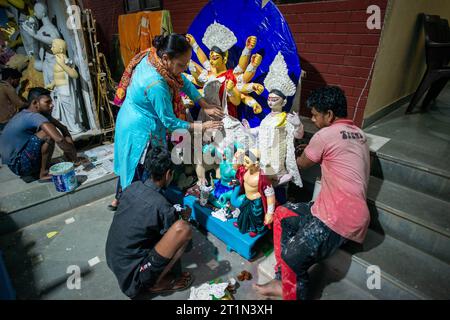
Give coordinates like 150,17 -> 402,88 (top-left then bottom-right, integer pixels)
49,162 -> 77,192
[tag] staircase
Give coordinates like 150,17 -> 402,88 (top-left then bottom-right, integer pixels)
258,115 -> 450,300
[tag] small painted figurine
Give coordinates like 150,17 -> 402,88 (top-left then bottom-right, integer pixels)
231,149 -> 276,237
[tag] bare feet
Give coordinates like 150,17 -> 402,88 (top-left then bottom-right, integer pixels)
74,156 -> 89,167
253,279 -> 283,298
39,171 -> 52,181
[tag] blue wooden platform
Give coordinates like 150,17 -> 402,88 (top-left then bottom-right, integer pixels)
165,187 -> 268,260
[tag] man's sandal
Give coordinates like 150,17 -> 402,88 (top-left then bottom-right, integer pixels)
148,272 -> 194,294
107,204 -> 118,211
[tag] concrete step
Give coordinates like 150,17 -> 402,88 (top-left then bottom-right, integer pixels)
314,277 -> 378,300
257,241 -> 416,300
258,229 -> 450,300
0,195 -> 269,300
302,115 -> 449,202
256,259 -> 378,300
370,151 -> 450,203
342,229 -> 450,300
0,166 -> 117,236
298,164 -> 450,264
367,177 -> 450,263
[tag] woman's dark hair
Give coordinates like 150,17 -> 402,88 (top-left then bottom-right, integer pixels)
1,67 -> 22,80
28,87 -> 51,104
306,86 -> 348,118
152,33 -> 191,59
144,146 -> 175,181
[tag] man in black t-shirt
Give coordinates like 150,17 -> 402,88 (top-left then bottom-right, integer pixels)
105,147 -> 193,299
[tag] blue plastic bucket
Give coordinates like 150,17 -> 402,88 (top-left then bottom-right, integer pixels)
49,162 -> 77,192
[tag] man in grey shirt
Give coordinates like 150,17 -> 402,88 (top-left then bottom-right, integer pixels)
0,87 -> 78,180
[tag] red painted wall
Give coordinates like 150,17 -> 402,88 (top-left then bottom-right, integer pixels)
82,0 -> 125,57
165,0 -> 210,33
163,0 -> 388,127
280,0 -> 387,125
82,0 -> 388,126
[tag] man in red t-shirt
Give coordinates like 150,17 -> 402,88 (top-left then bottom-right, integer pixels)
254,86 -> 371,300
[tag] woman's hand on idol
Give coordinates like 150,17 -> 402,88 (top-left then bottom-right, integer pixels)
203,120 -> 223,131
204,103 -> 224,119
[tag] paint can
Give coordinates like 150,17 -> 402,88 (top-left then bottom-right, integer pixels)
49,162 -> 78,192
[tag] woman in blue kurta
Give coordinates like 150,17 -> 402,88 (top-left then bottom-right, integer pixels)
111,34 -> 223,209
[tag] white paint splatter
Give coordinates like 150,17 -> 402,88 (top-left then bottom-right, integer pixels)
65,217 -> 76,224
88,256 -> 101,267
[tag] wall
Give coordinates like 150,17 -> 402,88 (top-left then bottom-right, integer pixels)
164,0 -> 209,33
81,0 -> 125,57
278,0 -> 387,126
364,0 -> 450,120
82,0 -> 390,127
163,0 -> 388,127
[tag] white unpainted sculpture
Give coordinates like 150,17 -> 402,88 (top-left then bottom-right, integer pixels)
21,2 -> 60,86
46,38 -> 83,135
245,52 -> 304,187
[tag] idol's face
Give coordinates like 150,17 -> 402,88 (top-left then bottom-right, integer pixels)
243,156 -> 256,171
209,51 -> 224,68
34,3 -> 47,20
51,42 -> 63,55
267,93 -> 284,110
